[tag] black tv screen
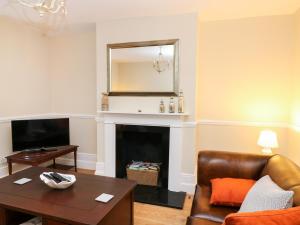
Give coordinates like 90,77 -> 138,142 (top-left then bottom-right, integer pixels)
11,118 -> 70,151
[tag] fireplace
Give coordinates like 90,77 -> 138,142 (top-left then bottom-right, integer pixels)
116,124 -> 186,208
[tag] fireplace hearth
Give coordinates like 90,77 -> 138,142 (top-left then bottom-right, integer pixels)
116,124 -> 186,208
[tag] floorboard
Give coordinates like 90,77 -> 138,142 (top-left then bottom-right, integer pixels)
76,168 -> 192,225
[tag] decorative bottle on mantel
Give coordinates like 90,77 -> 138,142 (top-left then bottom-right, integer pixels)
101,92 -> 109,111
178,90 -> 184,113
169,97 -> 175,113
159,99 -> 165,113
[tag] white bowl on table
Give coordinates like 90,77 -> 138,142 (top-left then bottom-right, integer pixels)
40,172 -> 76,189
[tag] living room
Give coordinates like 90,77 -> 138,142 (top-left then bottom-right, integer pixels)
0,0 -> 300,225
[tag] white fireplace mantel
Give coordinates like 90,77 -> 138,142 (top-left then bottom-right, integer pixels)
96,111 -> 195,128
95,111 -> 195,192
97,110 -> 189,116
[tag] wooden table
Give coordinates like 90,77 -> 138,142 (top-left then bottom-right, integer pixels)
0,167 -> 136,225
6,145 -> 78,175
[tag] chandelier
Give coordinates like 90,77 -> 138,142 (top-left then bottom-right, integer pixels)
153,47 -> 170,74
16,0 -> 67,17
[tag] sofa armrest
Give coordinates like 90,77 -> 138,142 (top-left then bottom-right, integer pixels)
197,151 -> 270,186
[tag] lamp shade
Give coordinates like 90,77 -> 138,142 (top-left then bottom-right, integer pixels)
257,130 -> 279,148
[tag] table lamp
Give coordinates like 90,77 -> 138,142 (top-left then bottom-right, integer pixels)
257,130 -> 278,154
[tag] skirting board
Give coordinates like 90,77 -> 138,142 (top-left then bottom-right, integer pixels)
55,153 -> 97,170
95,162 -> 196,194
95,162 -> 105,176
180,173 -> 196,194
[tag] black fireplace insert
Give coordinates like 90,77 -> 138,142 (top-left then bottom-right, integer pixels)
116,124 -> 186,209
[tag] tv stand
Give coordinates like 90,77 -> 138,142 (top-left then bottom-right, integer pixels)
6,145 -> 78,175
23,147 -> 58,153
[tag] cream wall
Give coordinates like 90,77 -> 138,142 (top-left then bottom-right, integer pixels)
197,15 -> 294,123
0,17 -> 97,166
196,15 -> 295,158
1,10 -> 300,175
0,17 -> 50,117
49,28 -> 97,155
291,9 -> 300,127
288,9 -> 300,165
197,124 -> 288,155
49,29 -> 96,115
0,17 -> 50,162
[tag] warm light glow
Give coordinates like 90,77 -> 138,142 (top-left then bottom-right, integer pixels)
291,106 -> 300,132
257,130 -> 279,154
246,100 -> 286,123
294,125 -> 300,132
290,103 -> 300,132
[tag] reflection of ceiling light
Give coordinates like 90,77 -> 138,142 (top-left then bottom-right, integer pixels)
153,47 -> 170,73
17,0 -> 67,17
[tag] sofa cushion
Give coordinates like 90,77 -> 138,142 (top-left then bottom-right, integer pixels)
239,175 -> 294,212
191,185 -> 238,223
222,206 -> 300,225
186,216 -> 221,225
210,178 -> 255,207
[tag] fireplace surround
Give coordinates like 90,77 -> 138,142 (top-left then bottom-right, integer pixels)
96,111 -> 196,198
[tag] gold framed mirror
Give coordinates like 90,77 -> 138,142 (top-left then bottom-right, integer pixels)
107,39 -> 179,96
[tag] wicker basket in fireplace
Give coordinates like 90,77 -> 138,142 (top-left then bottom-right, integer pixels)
126,162 -> 160,186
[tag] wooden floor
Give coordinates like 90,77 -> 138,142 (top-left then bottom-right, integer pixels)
77,168 -> 192,225
134,195 -> 192,225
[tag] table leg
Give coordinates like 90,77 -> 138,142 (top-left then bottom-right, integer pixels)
74,150 -> 77,172
53,158 -> 56,168
7,161 -> 12,175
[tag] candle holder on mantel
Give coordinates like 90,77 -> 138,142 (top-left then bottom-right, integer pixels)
178,90 -> 184,113
169,97 -> 175,113
159,100 -> 165,113
101,92 -> 109,111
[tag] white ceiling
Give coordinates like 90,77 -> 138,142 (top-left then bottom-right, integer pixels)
1,0 -> 300,23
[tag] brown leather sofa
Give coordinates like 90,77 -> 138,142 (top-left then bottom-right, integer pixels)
186,151 -> 300,225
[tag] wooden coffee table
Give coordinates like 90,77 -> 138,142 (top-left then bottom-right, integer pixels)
0,167 -> 136,225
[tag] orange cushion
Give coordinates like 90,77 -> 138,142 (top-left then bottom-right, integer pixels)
210,178 -> 255,207
222,207 -> 300,225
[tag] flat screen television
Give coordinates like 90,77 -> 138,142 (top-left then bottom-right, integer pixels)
11,118 -> 70,151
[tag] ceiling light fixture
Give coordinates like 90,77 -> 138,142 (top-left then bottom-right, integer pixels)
153,46 -> 170,74
16,0 -> 67,17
